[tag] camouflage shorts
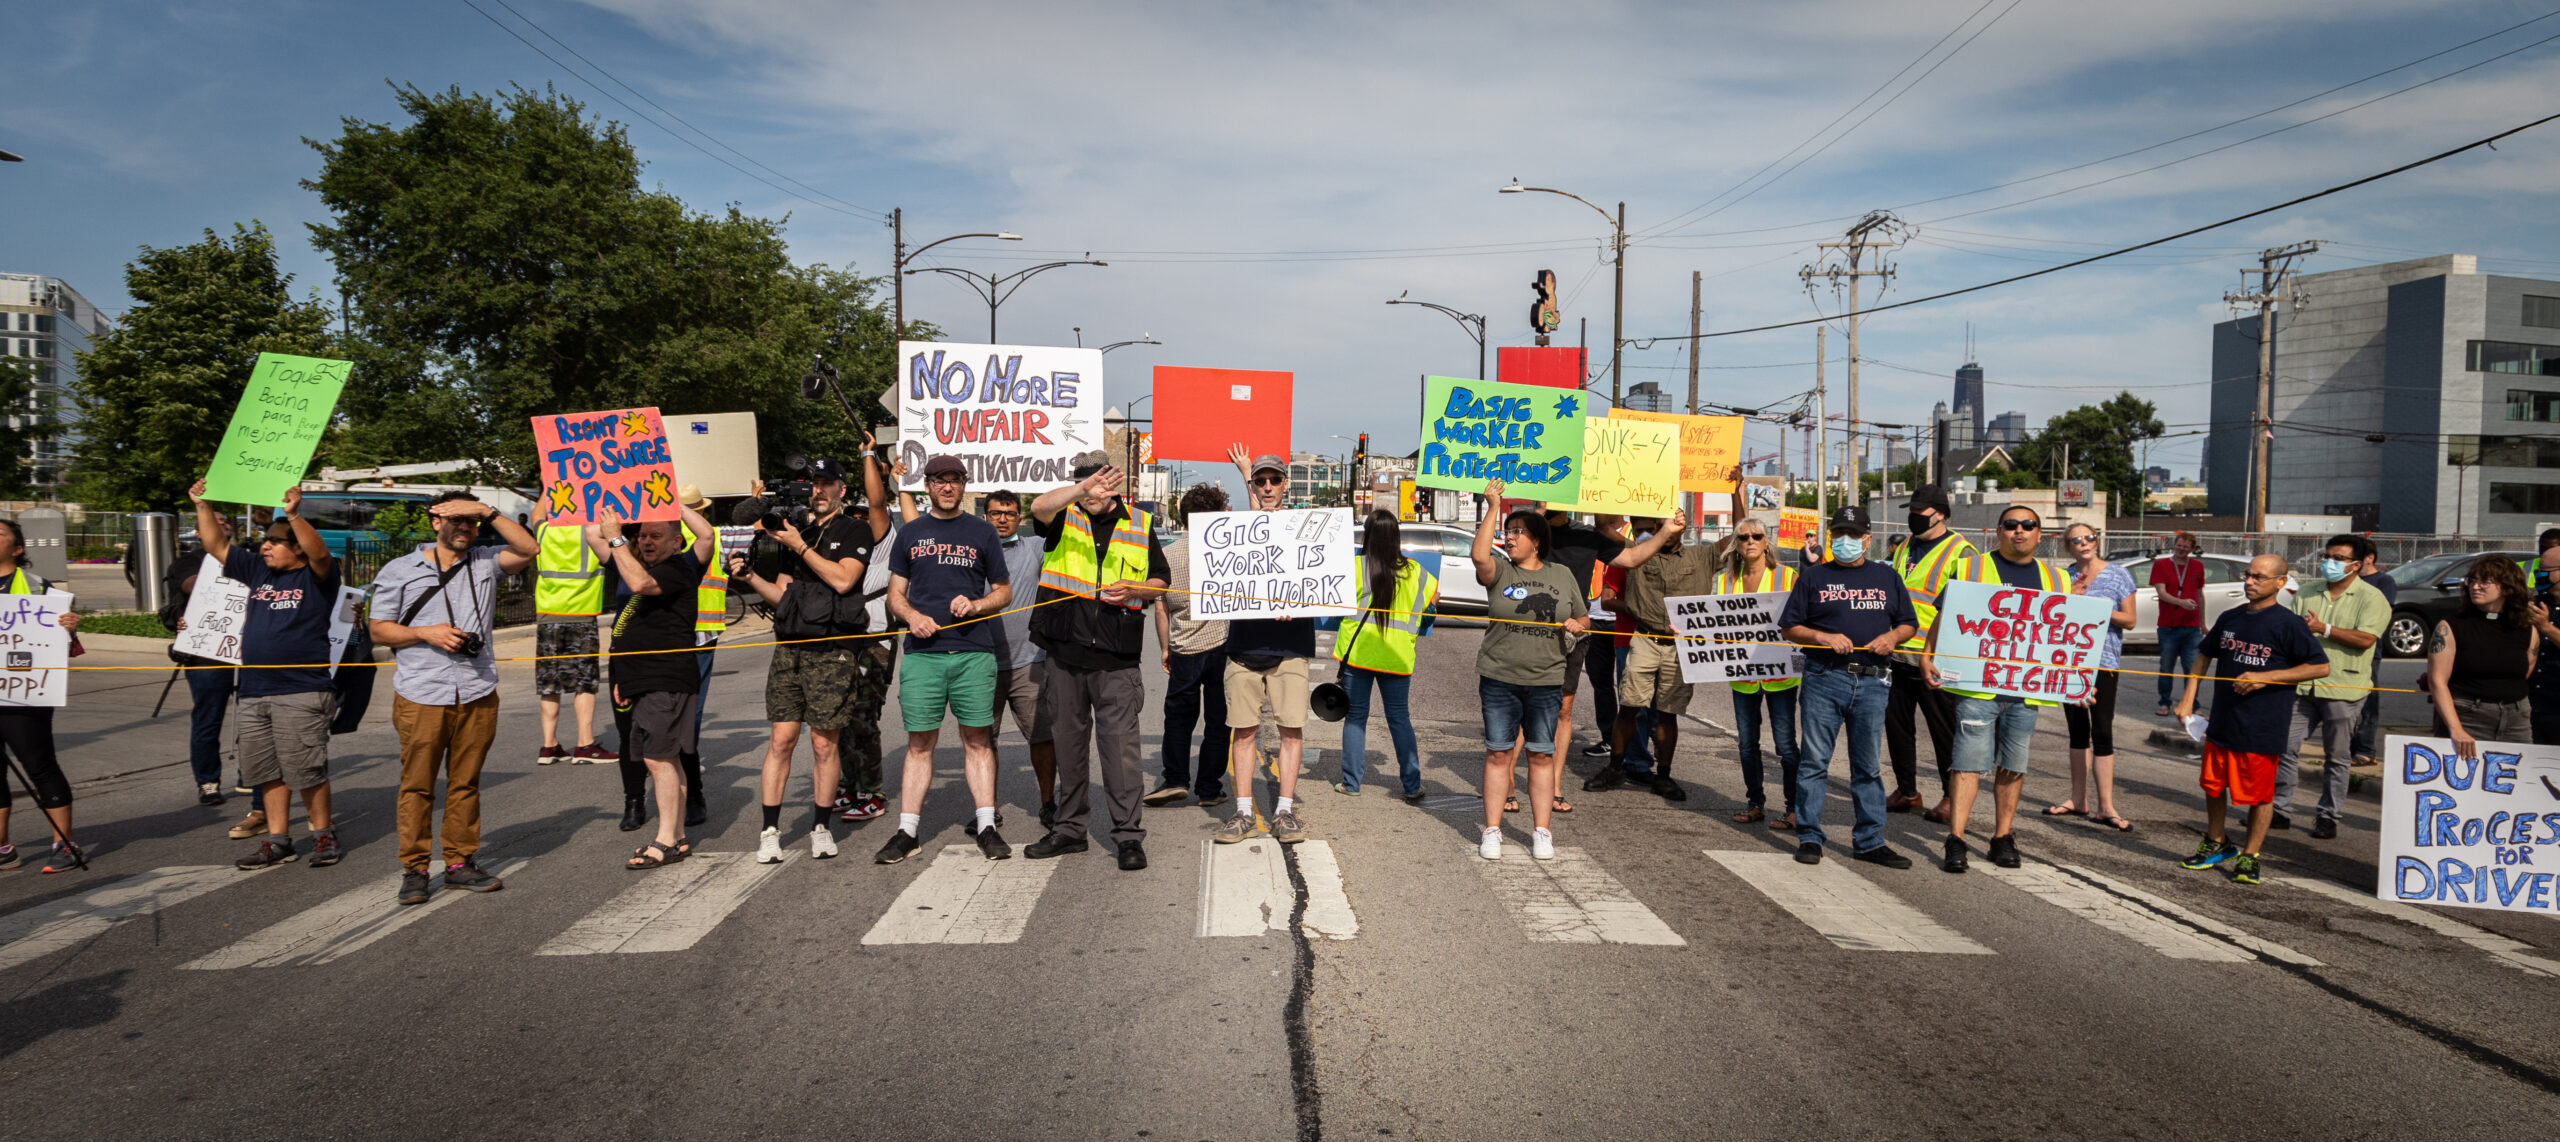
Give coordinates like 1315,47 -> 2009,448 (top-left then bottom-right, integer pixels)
766,642 -> 867,731
535,622 -> 600,695
833,641 -> 897,795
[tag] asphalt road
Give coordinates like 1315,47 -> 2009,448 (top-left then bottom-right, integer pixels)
2,622 -> 2556,1140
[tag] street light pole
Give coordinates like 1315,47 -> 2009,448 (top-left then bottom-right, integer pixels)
906,258 -> 1108,341
1501,181 -> 1626,405
1384,294 -> 1487,378
890,209 -> 1022,338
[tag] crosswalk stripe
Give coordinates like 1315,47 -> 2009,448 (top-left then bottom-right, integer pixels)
179,858 -> 530,970
860,846 -> 1057,945
1197,839 -> 1357,940
1706,850 -> 1991,955
2049,861 -> 2321,966
0,866 -> 238,972
2283,876 -> 2560,978
536,852 -> 793,956
1417,794 -> 1480,813
1979,862 -> 2250,961
1477,844 -> 1684,945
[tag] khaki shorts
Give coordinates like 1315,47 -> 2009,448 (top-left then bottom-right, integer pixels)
1224,657 -> 1311,730
995,661 -> 1054,744
1618,634 -> 1694,713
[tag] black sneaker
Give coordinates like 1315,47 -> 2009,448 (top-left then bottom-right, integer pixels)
1580,741 -> 1612,758
1794,842 -> 1823,865
2271,812 -> 2292,831
1024,832 -> 1088,859
874,830 -> 922,865
1650,773 -> 1688,802
2309,817 -> 2338,840
1116,841 -> 1148,871
976,825 -> 1012,860
443,859 -> 503,892
0,844 -> 19,871
398,868 -> 432,905
1852,844 -> 1913,870
236,837 -> 297,870
1987,833 -> 2021,869
308,832 -> 345,868
1583,765 -> 1627,792
1942,836 -> 1970,874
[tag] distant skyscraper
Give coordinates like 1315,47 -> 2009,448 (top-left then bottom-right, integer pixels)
1621,381 -> 1674,413
1989,410 -> 2029,444
1953,362 -> 1986,441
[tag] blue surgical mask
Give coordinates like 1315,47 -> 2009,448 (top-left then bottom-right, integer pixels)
2320,558 -> 2348,583
1830,535 -> 1864,563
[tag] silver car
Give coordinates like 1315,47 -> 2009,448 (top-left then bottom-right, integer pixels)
2115,553 -> 2297,651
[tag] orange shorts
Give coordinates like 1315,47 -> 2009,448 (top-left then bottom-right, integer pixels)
2199,743 -> 2277,806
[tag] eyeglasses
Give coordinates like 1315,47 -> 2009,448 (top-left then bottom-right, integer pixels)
1251,476 -> 1286,487
985,509 -> 1021,518
926,473 -> 965,486
1503,528 -> 1531,538
2066,534 -> 2096,545
257,535 -> 292,547
1999,519 -> 2041,531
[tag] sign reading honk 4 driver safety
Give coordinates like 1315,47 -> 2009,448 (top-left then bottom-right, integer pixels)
895,341 -> 1103,492
1186,508 -> 1357,620
203,353 -> 351,506
533,406 -> 678,523
1931,578 -> 2111,702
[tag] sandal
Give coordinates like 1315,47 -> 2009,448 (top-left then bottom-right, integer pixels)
2042,802 -> 2086,818
2095,815 -> 2133,832
627,840 -> 680,870
674,836 -> 694,860
1503,795 -> 1519,813
1732,806 -> 1766,824
1551,796 -> 1573,814
1768,812 -> 1794,832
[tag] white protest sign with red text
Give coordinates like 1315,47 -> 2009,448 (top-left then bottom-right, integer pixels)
894,341 -> 1103,492
1931,578 -> 2110,702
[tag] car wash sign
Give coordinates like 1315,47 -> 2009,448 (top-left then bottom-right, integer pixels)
894,341 -> 1103,492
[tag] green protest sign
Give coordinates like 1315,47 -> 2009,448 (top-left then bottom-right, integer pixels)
203,352 -> 351,506
1415,375 -> 1585,502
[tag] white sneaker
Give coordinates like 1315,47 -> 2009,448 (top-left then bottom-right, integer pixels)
1479,826 -> 1503,861
755,826 -> 784,864
809,825 -> 839,860
1531,827 -> 1556,861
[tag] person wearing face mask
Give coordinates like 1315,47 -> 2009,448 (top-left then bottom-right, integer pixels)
1778,506 -> 1918,869
2277,534 -> 2388,840
1885,486 -> 1975,821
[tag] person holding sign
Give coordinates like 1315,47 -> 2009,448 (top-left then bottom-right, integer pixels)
1026,453 -> 1170,870
1713,519 -> 1800,828
2054,522 -> 2138,832
593,505 -> 714,871
1920,506 -> 2071,874
1215,447 -> 1320,847
1778,506 -> 1918,869
874,455 -> 1015,866
1470,481 -> 1591,862
0,520 -> 84,874
2278,534 -> 2390,840
728,458 -> 875,864
1888,486 -> 1975,821
191,479 -> 344,872
2172,554 -> 2329,886
166,523 -> 238,807
1328,511 -> 1439,798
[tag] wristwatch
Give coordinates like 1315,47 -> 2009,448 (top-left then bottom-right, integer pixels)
609,536 -> 628,549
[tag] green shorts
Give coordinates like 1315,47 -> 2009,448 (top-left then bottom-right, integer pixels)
900,650 -> 999,733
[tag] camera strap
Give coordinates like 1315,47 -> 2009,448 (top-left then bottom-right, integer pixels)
400,555 -> 477,628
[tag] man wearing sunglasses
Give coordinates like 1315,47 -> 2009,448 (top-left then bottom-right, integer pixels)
1215,447 -> 1319,845
1921,505 -> 2070,873
191,479 -> 344,871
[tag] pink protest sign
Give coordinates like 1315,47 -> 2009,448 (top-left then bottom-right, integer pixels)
532,407 -> 679,523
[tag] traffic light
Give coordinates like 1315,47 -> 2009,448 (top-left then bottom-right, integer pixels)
1354,433 -> 1367,470
1530,269 -> 1561,339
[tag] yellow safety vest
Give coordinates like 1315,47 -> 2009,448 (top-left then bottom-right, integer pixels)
1890,531 -> 1976,651
535,524 -> 603,618
1938,552 -> 2071,706
1713,562 -> 1800,693
682,524 -> 728,633
1039,505 -> 1154,610
1337,559 -> 1438,676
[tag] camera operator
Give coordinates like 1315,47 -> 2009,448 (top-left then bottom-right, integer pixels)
731,456 -> 876,861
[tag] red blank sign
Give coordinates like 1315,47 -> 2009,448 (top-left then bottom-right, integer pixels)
1151,366 -> 1293,464
1497,346 -> 1585,390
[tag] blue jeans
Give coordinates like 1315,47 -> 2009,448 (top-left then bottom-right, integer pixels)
1480,678 -> 1563,755
1733,685 -> 1800,811
1950,694 -> 2037,774
689,646 -> 715,754
186,665 -> 237,786
2156,625 -> 2205,707
1339,667 -> 1419,794
1794,659 -> 1892,852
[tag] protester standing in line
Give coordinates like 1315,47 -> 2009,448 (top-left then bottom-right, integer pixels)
1922,505 -> 2070,873
2353,548 -> 2404,761
1885,486 -> 1975,820
590,507 -> 714,870
1540,508 -> 1624,764
0,520 -> 84,873
1470,482 -> 1589,861
1712,519 -> 1800,829
2426,554 -> 2538,760
192,479 -> 343,871
675,484 -> 726,828
1584,511 -> 1698,801
1152,483 -> 1232,808
978,489 -> 1061,828
366,491 -> 537,904
2279,534 -> 2390,841
2524,531 -> 2560,747
2052,522 -> 2138,832
1779,506 -> 1918,870
165,521 -> 236,808
1025,454 -> 1168,870
2150,530 -> 2207,717
831,444 -> 901,822
1329,510 -> 1438,799
729,457 -> 874,863
2174,554 -> 2328,886
532,511 -> 613,764
1212,446 -> 1321,845
874,455 -> 1013,865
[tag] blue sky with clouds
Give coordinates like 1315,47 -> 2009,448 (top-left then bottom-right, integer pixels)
12,0 -> 2560,488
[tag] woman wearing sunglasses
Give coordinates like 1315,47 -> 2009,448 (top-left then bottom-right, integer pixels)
1714,521 -> 1799,828
1471,480 -> 1590,860
2426,554 -> 2538,760
2053,522 -> 2137,830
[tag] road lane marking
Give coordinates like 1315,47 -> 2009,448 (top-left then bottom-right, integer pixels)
2048,861 -> 2321,966
1705,850 -> 1991,955
860,845 -> 1057,945
0,866 -> 238,972
179,858 -> 530,970
1198,839 -> 1356,940
1980,862 -> 2250,961
1477,845 -> 1684,945
537,852 -> 793,956
1417,794 -> 1480,813
2284,876 -> 2560,978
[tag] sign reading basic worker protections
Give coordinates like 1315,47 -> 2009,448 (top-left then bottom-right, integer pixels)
203,353 -> 351,506
1417,375 -> 1585,503
1670,592 -> 1800,685
532,407 -> 678,524
1186,508 -> 1357,620
1564,416 -> 1680,517
2380,735 -> 2560,914
1931,579 -> 2112,702
0,591 -> 77,707
895,341 -> 1103,492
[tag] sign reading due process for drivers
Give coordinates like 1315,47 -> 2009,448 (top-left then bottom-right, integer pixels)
1930,578 -> 2113,702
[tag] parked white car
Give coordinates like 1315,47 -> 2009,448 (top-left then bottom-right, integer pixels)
1357,522 -> 1493,614
2115,553 -> 2297,651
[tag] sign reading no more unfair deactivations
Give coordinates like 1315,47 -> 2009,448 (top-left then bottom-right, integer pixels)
895,341 -> 1104,492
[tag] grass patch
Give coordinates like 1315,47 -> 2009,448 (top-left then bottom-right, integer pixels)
75,612 -> 173,639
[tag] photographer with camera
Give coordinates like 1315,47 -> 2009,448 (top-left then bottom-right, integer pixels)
368,490 -> 537,904
731,456 -> 876,862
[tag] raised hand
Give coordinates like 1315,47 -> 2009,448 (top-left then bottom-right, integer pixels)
1484,478 -> 1506,502
281,486 -> 304,516
188,478 -> 209,505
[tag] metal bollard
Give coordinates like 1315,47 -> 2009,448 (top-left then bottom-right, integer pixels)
131,512 -> 177,613
19,507 -> 69,585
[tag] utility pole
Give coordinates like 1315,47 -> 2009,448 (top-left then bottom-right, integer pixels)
1815,326 -> 1828,529
891,207 -> 904,338
2225,241 -> 2318,532
1686,270 -> 1702,416
1612,201 -> 1627,406
1801,212 -> 1908,485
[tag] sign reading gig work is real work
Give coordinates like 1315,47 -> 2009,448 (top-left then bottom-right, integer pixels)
203,353 -> 352,506
1931,579 -> 2112,702
1416,375 -> 1585,503
1186,508 -> 1357,620
533,407 -> 678,523
895,341 -> 1104,492
2380,735 -> 2560,915
1669,592 -> 1800,685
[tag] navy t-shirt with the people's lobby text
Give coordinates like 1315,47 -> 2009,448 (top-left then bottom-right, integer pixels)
2202,601 -> 2327,757
223,547 -> 342,698
890,512 -> 1008,655
1777,558 -> 1916,668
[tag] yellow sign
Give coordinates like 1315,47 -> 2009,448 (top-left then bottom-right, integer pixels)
1561,416 -> 1680,517
1776,506 -> 1820,551
1612,409 -> 1742,498
1397,478 -> 1417,522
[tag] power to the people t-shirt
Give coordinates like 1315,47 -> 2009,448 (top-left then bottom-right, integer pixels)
890,512 -> 1007,656
223,546 -> 341,698
2201,601 -> 2327,756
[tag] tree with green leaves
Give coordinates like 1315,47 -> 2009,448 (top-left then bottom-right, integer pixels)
2009,393 -> 2164,509
67,223 -> 337,510
0,359 -> 51,498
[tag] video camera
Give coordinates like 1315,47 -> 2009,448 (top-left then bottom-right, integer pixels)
728,453 -> 825,592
